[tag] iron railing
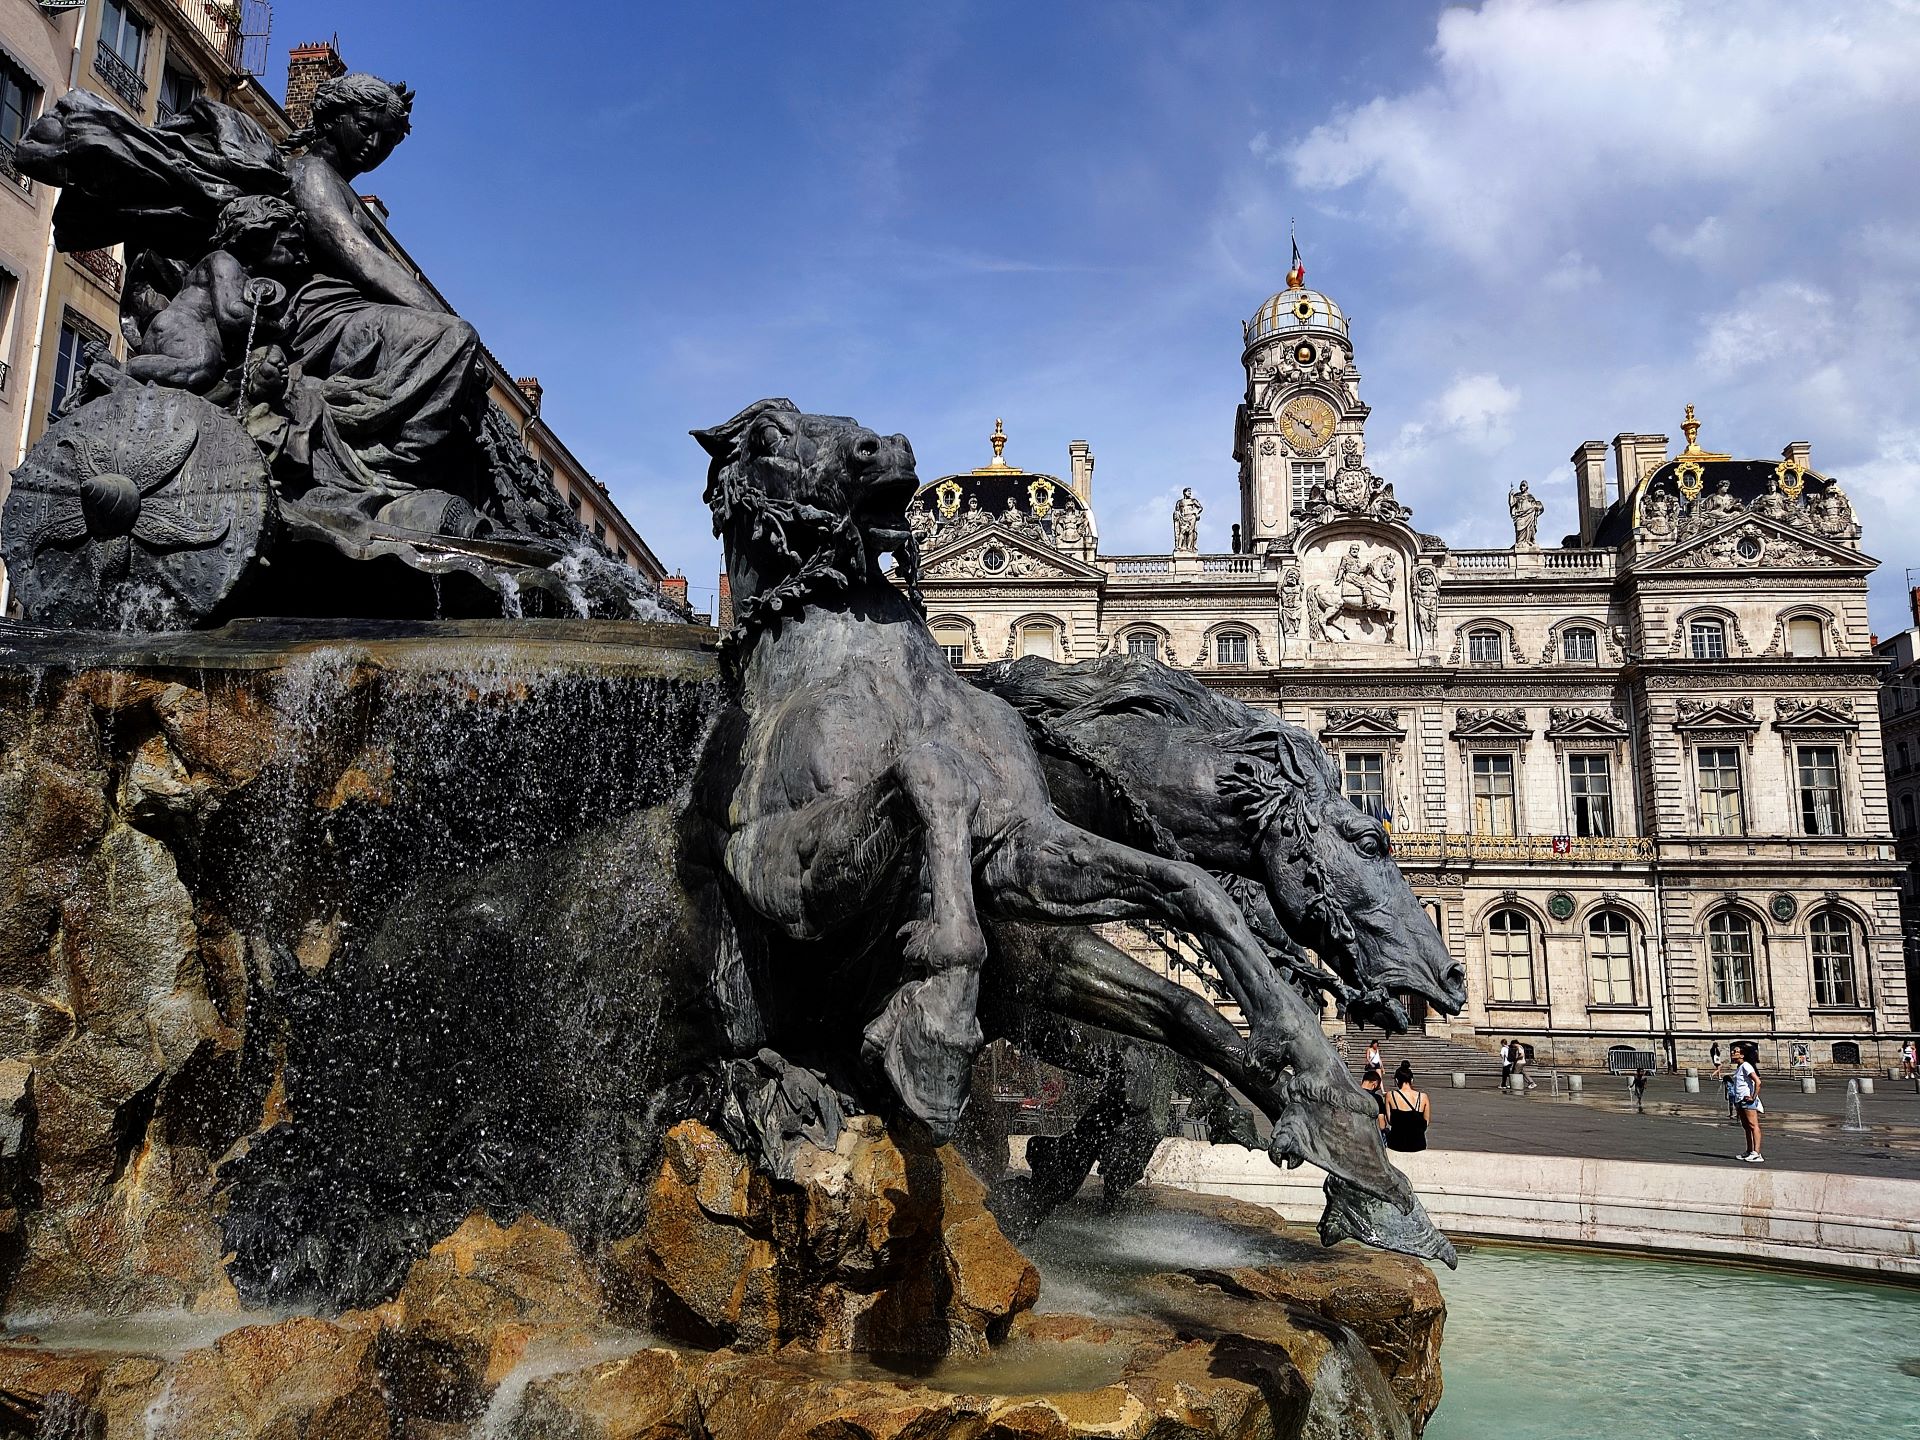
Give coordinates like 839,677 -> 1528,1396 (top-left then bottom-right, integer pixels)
0,139 -> 26,191
72,248 -> 125,291
94,40 -> 146,107
1391,832 -> 1656,863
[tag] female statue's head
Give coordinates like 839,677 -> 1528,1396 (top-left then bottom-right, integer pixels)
301,72 -> 415,178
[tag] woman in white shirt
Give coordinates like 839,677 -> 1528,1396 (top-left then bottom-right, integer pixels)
1731,1044 -> 1764,1163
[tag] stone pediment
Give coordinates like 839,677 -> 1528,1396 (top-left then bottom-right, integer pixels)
1545,706 -> 1630,741
917,526 -> 1101,581
1638,514 -> 1872,573
1450,707 -> 1532,740
1672,696 -> 1760,732
1319,706 -> 1406,741
1772,696 -> 1856,731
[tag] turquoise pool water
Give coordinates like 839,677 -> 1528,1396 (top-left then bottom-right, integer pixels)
1426,1244 -> 1920,1440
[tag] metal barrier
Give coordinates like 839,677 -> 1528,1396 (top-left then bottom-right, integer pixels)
1606,1047 -> 1656,1074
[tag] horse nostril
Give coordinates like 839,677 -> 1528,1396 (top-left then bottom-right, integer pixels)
855,437 -> 880,460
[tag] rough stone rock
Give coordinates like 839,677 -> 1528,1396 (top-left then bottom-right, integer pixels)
624,1118 -> 1039,1357
1128,1186 -> 1446,1433
380,1212 -> 609,1423
161,1317 -> 393,1439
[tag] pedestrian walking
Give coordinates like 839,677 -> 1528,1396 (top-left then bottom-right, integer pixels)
1513,1039 -> 1537,1091
1710,1041 -> 1722,1069
1499,1039 -> 1513,1088
1711,1049 -> 1737,1122
1630,1067 -> 1650,1113
1365,1039 -> 1382,1073
1383,1061 -> 1430,1152
1902,1039 -> 1918,1091
1731,1043 -> 1764,1163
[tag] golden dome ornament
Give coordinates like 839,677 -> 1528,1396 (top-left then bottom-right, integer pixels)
1774,457 -> 1806,500
935,479 -> 963,518
1027,478 -> 1055,518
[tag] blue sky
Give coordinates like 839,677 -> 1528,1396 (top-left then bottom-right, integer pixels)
271,0 -> 1920,631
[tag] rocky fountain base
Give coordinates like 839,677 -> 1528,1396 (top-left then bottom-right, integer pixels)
0,620 -> 1444,1439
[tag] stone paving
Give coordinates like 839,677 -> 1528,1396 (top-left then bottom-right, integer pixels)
1418,1071 -> 1920,1181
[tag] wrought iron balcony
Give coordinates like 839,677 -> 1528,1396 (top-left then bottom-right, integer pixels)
94,40 -> 146,108
0,359 -> 11,394
72,247 -> 125,292
0,139 -> 27,192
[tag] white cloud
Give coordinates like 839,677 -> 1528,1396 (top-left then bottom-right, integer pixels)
1542,250 -> 1602,291
1285,0 -> 1920,274
1651,216 -> 1728,265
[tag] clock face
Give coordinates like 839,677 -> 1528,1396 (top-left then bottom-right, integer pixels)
1277,394 -> 1338,453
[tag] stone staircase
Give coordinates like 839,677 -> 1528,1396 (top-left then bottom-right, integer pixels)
1336,1025 -> 1506,1078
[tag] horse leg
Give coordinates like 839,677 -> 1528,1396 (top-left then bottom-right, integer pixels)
727,741 -> 987,1136
988,922 -> 1411,1212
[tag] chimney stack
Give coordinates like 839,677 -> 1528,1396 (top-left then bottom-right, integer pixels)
1910,585 -> 1920,629
515,376 -> 543,417
1067,440 -> 1094,502
1781,439 -> 1812,471
286,40 -> 346,135
717,573 -> 734,632
1571,440 -> 1609,545
1610,433 -> 1669,499
660,574 -> 688,611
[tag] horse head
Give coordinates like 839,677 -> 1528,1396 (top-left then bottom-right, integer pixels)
693,399 -> 919,642
1218,726 -> 1466,1029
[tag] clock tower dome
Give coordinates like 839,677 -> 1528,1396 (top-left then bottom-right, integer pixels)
1233,274 -> 1370,552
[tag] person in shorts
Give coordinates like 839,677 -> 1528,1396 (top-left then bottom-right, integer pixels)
1731,1043 -> 1764,1163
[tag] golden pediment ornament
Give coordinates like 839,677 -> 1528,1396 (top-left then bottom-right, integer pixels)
1675,459 -> 1705,500
1027,478 -> 1055,518
1774,458 -> 1806,499
935,479 -> 963,518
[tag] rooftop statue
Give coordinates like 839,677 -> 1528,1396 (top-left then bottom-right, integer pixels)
685,399 -> 1444,1257
2,79 -> 657,628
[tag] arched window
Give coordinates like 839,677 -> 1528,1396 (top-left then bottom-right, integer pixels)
1707,910 -> 1758,1006
1125,632 -> 1159,661
1486,909 -> 1535,1003
1688,618 -> 1727,659
1587,911 -> 1635,1005
1468,628 -> 1504,666
1019,622 -> 1057,659
931,624 -> 968,668
1809,910 -> 1859,1008
1786,616 -> 1826,657
1215,631 -> 1250,666
1562,627 -> 1598,662
1832,1041 -> 1861,1066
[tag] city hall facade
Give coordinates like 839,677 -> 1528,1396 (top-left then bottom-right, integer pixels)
901,278 -> 1911,1073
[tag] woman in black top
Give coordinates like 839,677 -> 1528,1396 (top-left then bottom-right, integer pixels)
1383,1061 -> 1431,1153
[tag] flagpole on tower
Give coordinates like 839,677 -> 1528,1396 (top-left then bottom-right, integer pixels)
1286,219 -> 1305,290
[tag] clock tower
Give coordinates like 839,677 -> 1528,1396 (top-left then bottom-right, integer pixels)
1233,275 -> 1370,552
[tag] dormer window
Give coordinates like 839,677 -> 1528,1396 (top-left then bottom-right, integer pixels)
1468,629 -> 1503,666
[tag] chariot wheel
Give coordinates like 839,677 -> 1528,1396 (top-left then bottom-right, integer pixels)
2,383 -> 273,628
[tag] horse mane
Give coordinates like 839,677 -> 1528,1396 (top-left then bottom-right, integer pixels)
692,399 -> 923,657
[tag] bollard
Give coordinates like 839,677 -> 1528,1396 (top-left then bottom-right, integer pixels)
1860,1077 -> 1875,1095
1451,1071 -> 1466,1089
1799,1074 -> 1816,1094
1508,1073 -> 1527,1094
1684,1074 -> 1700,1094
1686,1066 -> 1698,1080
1567,1074 -> 1583,1095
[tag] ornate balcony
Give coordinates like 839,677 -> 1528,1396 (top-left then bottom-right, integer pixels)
72,247 -> 125,292
94,41 -> 146,108
0,140 -> 27,191
1391,832 -> 1655,864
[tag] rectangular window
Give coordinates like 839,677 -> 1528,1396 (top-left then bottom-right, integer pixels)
1568,753 -> 1614,837
1486,912 -> 1535,1003
1708,917 -> 1758,1007
1471,753 -> 1517,836
1689,620 -> 1726,659
100,1 -> 149,70
50,318 -> 90,421
1786,617 -> 1825,657
567,491 -> 582,513
1810,918 -> 1858,1008
1696,746 -> 1744,836
1468,630 -> 1504,665
1288,461 -> 1326,518
1020,624 -> 1056,659
1342,753 -> 1385,814
1215,632 -> 1248,665
158,67 -> 199,123
593,520 -> 607,541
1796,745 -> 1843,835
933,629 -> 967,668
1562,628 -> 1598,662
0,54 -> 38,150
1125,633 -> 1159,660
1587,917 -> 1635,1006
